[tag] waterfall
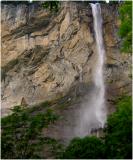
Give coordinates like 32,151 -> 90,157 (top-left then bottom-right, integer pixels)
91,3 -> 106,128
75,3 -> 107,137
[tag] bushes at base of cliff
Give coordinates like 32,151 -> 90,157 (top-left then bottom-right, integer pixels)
104,95 -> 132,159
1,95 -> 132,159
61,136 -> 105,159
1,105 -> 61,159
61,95 -> 132,159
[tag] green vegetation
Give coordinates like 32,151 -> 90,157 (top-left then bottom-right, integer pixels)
119,1 -> 132,53
42,1 -> 60,12
104,96 -> 132,159
61,136 -> 105,159
1,94 -> 132,159
61,95 -> 132,159
1,105 -> 61,159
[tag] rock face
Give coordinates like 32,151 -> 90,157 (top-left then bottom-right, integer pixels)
101,4 -> 131,113
1,2 -> 131,116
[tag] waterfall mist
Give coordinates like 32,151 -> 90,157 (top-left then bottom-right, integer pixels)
75,3 -> 107,137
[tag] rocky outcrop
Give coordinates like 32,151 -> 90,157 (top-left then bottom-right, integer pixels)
101,4 -> 131,113
1,2 -> 131,116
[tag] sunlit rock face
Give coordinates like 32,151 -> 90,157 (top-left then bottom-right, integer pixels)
1,2 -> 131,116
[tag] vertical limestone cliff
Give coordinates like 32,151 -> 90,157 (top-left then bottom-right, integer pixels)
1,2 -> 131,117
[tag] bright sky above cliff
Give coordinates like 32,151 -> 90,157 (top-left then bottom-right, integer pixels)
105,0 -> 109,3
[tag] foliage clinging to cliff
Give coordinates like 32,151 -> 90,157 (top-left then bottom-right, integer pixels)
42,1 -> 60,11
119,1 -> 132,53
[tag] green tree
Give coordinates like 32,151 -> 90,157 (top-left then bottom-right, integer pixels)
119,1 -> 132,53
104,96 -> 132,159
2,97 -> 132,159
1,105 -> 59,159
61,136 -> 105,159
61,96 -> 132,159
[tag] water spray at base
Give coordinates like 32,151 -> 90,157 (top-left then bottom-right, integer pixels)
75,3 -> 107,137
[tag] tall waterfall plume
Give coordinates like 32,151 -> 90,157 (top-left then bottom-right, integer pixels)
75,3 -> 107,137
91,3 -> 106,128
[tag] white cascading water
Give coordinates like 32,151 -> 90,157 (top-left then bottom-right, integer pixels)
91,3 -> 106,128
75,3 -> 107,137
